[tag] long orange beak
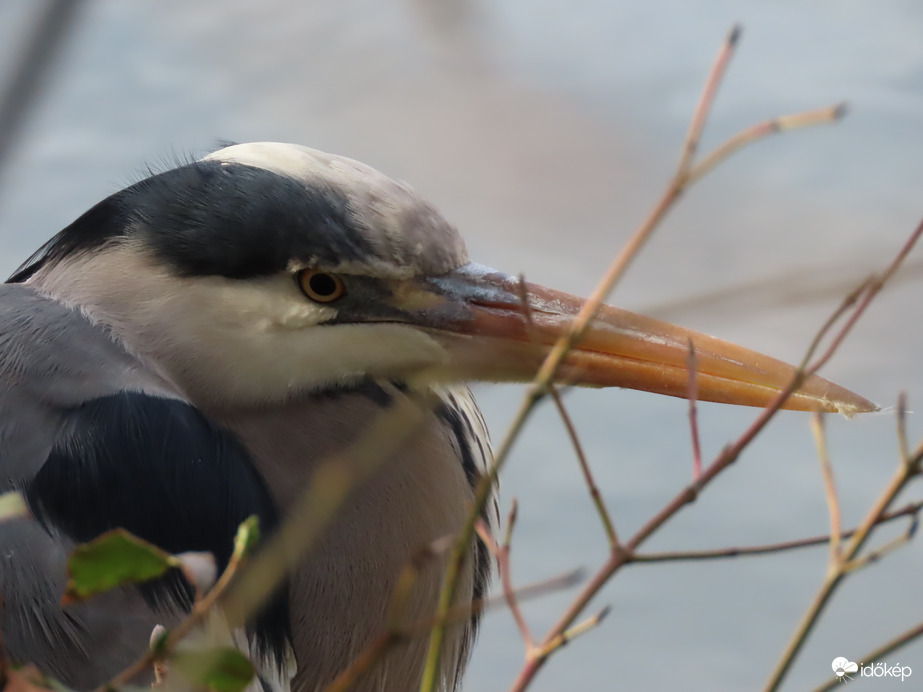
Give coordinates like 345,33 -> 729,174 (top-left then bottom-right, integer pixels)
401,263 -> 876,415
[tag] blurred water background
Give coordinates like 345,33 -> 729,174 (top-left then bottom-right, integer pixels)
2,2 -> 922,689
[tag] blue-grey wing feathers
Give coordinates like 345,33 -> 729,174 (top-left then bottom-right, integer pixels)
0,285 -> 288,688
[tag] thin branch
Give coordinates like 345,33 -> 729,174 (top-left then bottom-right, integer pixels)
421,26 -> 836,689
642,257 -> 923,324
811,413 -> 842,561
763,222 -> 923,692
325,568 -> 584,692
531,607 -> 611,660
549,389 -> 619,549
387,535 -> 455,629
97,520 -> 252,692
329,535 -> 455,692
685,103 -> 847,186
764,461 -> 923,690
503,498 -> 518,550
842,516 -> 918,573
511,215 -> 920,692
686,339 -> 703,481
476,513 -> 535,651
631,500 -> 923,562
676,24 -> 742,177
517,275 -> 619,549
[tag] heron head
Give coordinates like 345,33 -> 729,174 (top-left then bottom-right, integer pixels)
14,142 -> 875,414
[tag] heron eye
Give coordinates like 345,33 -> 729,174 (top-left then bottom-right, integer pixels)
298,270 -> 347,303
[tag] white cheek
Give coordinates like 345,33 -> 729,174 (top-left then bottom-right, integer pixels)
172,320 -> 449,404
283,323 -> 449,383
30,246 -> 449,405
140,279 -> 448,401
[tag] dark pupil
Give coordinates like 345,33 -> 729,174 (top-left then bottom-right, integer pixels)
309,273 -> 338,296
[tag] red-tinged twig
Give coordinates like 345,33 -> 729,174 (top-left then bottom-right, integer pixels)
510,216 -> 923,692
842,518 -> 918,573
325,567 -> 584,692
387,535 -> 455,629
518,276 -> 620,551
686,339 -> 703,481
676,24 -> 742,178
476,511 -> 535,652
685,103 -> 847,186
799,213 -> 923,389
503,498 -> 519,550
642,256 -> 923,324
764,419 -> 923,689
763,217 -> 923,692
530,606 -> 611,660
811,413 -> 842,561
421,27 -> 809,689
549,389 -> 620,549
631,500 -> 923,563
329,535 -> 456,692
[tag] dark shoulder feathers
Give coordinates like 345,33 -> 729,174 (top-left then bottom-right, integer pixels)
25,391 -> 290,666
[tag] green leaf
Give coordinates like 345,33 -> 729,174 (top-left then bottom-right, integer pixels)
232,515 -> 260,561
64,529 -> 175,603
172,647 -> 254,692
0,491 -> 28,522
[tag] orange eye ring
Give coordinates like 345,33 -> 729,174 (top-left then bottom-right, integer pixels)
298,270 -> 347,303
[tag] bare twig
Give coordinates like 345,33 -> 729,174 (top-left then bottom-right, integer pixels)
686,339 -> 703,481
842,518 -> 917,573
476,511 -> 535,651
421,26 -> 849,690
328,535 -> 455,692
387,536 -> 455,629
676,24 -> 741,178
517,275 -> 619,549
811,413 -> 842,560
325,567 -> 584,692
685,104 -> 847,186
511,215 -> 919,691
549,390 -> 620,549
643,257 -> 923,323
763,222 -> 923,692
530,606 -> 611,660
503,498 -> 518,550
631,499 -> 923,562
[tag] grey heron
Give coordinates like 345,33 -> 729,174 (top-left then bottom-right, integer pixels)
0,142 -> 874,692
